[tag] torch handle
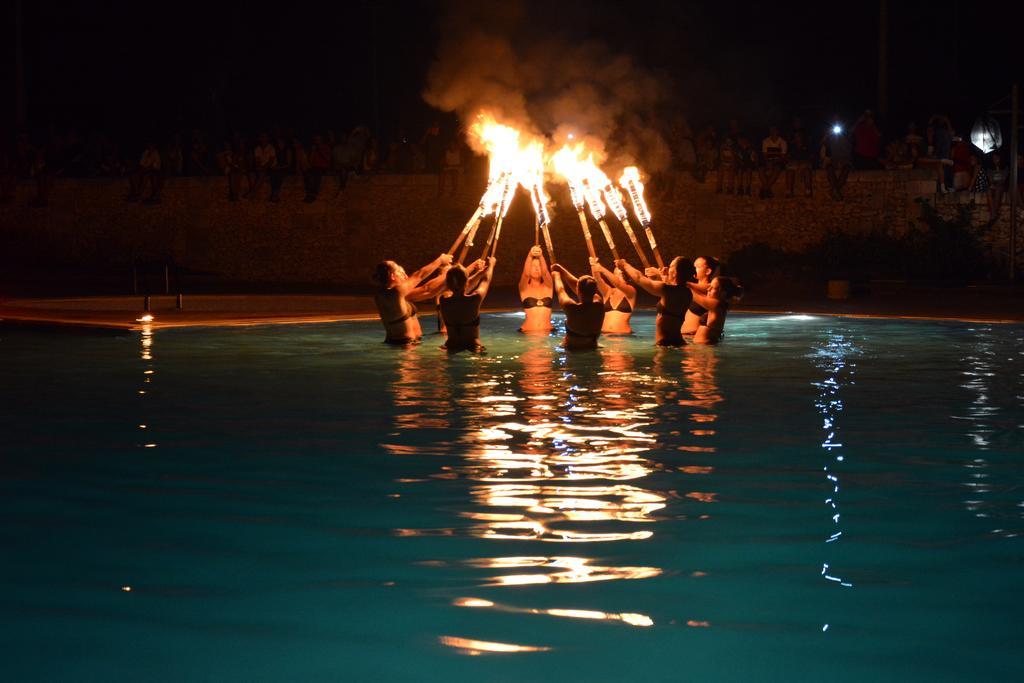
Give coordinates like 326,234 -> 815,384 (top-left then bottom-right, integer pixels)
597,220 -> 620,262
541,223 -> 556,266
644,224 -> 665,269
620,219 -> 651,269
489,215 -> 506,259
577,210 -> 597,260
457,217 -> 485,265
449,208 -> 483,256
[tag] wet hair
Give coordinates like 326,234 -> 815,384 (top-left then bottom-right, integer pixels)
445,264 -> 468,292
670,256 -> 696,282
714,276 -> 744,302
577,275 -> 598,301
372,261 -> 396,286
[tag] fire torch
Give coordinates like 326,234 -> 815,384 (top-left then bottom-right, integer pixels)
457,172 -> 508,264
529,178 -> 556,265
582,178 -> 620,262
566,178 -> 597,260
485,173 -> 516,258
620,167 -> 664,269
600,180 -> 651,269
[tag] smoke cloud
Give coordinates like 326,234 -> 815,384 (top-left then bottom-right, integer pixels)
424,0 -> 674,174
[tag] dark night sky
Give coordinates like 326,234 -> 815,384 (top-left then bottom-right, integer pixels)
3,0 -> 1021,144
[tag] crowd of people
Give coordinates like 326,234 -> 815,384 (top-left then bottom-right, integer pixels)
693,111 -> 1020,220
373,246 -> 743,352
0,122 -> 469,207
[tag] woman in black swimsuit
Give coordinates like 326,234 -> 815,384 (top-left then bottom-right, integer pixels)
519,245 -> 554,333
683,256 -> 718,336
373,254 -> 452,344
588,256 -> 637,335
617,257 -> 695,346
440,257 -> 496,353
551,265 -> 605,350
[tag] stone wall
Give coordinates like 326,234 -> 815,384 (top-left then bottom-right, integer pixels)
0,170 -> 1018,286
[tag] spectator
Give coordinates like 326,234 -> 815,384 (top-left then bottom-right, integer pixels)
163,133 -> 183,176
362,136 -> 379,174
186,130 -> 210,176
950,135 -> 974,192
250,132 -> 276,199
821,120 -> 853,200
129,142 -> 163,204
421,121 -> 443,173
759,126 -> 787,198
968,151 -> 989,199
881,137 -> 913,170
927,114 -> 954,192
734,135 -> 756,196
852,110 -> 882,169
695,124 -> 718,182
290,128 -> 309,181
785,127 -> 813,197
392,129 -> 418,173
438,137 -> 462,197
304,134 -> 331,202
217,141 -> 243,202
986,152 -> 1007,221
334,125 -> 369,193
269,133 -> 292,202
715,121 -> 740,194
904,122 -> 925,162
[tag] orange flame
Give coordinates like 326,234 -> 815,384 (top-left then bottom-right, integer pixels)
619,166 -> 652,225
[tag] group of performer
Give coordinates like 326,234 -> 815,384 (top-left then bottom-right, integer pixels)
373,246 -> 743,352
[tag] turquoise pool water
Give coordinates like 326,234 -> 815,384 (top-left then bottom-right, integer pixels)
1,313 -> 1022,681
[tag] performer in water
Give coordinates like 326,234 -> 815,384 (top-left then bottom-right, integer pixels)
686,276 -> 743,344
682,256 -> 719,336
518,245 -> 553,333
617,256 -> 695,346
372,254 -> 452,344
551,264 -> 605,350
589,256 -> 636,335
440,256 -> 497,353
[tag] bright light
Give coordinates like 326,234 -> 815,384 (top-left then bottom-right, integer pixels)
136,314 -> 154,322
832,124 -> 842,135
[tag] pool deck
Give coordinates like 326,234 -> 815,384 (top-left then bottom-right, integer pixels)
1,284 -> 1022,331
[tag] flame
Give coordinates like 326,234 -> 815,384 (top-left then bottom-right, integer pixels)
619,166 -> 652,225
470,113 -> 547,220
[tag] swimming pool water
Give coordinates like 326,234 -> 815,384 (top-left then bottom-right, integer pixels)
1,313 -> 1022,681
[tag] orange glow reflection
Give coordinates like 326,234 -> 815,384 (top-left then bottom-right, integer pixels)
439,636 -> 551,655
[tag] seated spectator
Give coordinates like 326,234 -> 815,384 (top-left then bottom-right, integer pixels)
129,142 -> 163,204
250,132 -> 276,200
304,134 -> 331,202
986,152 -> 1007,220
734,136 -> 756,196
269,133 -> 292,202
186,130 -> 210,176
852,110 -> 882,169
950,135 -> 974,192
421,121 -> 443,174
882,138 -> 913,170
904,122 -> 925,163
695,124 -> 718,182
439,138 -> 462,197
926,114 -> 955,192
163,133 -> 183,177
216,141 -> 243,202
821,120 -> 853,200
716,131 -> 738,194
785,128 -> 813,197
362,136 -> 379,174
334,125 -> 369,193
759,126 -> 787,198
968,152 -> 989,199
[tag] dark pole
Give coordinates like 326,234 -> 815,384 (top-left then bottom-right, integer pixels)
877,0 -> 889,119
15,0 -> 26,129
371,3 -> 380,137
1010,83 -> 1019,282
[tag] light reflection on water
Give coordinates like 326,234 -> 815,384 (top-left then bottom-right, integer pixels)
385,335 -> 725,647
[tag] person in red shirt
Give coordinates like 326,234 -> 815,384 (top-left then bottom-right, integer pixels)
852,110 -> 882,169
950,136 -> 974,192
304,134 -> 331,202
